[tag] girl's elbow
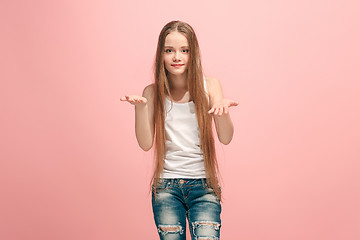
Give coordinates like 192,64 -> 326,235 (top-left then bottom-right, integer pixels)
220,137 -> 232,145
219,132 -> 233,145
139,141 -> 153,151
141,146 -> 152,151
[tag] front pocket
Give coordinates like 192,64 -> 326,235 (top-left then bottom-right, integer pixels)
152,179 -> 170,192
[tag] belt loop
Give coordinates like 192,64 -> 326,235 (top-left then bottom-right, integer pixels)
201,178 -> 206,188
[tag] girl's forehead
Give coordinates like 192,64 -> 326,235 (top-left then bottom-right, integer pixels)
165,31 -> 188,46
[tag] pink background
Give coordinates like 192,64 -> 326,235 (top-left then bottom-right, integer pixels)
1,0 -> 359,239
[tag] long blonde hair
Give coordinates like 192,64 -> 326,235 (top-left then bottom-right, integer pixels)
152,20 -> 221,200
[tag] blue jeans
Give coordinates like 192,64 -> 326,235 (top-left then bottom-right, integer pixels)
152,178 -> 222,240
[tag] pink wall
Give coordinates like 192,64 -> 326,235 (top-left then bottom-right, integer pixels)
1,0 -> 359,239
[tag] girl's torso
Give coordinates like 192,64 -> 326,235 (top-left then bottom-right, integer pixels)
162,76 -> 208,178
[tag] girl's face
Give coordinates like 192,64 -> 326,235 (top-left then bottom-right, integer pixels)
163,31 -> 190,77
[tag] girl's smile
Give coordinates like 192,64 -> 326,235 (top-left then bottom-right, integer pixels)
171,64 -> 185,68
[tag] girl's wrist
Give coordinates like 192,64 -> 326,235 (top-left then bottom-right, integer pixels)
135,103 -> 147,109
213,113 -> 231,119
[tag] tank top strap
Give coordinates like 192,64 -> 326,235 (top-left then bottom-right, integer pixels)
203,76 -> 208,93
203,75 -> 209,103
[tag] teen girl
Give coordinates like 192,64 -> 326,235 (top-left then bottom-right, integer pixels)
121,20 -> 238,240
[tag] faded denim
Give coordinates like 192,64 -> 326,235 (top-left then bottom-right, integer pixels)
152,178 -> 221,240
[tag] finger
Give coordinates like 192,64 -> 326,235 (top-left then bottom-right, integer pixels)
208,108 -> 214,114
229,101 -> 239,107
138,98 -> 147,104
121,96 -> 130,101
135,98 -> 145,104
214,107 -> 219,115
218,106 -> 224,116
224,106 -> 229,114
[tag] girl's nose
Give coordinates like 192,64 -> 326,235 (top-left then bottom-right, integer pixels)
173,51 -> 180,61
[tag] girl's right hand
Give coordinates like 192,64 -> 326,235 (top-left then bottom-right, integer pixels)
120,95 -> 148,105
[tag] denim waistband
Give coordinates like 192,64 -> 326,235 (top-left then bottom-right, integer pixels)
155,178 -> 208,188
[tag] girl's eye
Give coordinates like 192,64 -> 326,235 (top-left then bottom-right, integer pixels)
164,49 -> 188,53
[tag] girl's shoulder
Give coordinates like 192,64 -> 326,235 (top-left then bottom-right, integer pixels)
204,75 -> 221,86
204,76 -> 221,96
204,75 -> 217,81
142,83 -> 155,99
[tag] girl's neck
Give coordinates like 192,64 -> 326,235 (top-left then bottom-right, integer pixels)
167,73 -> 191,102
168,73 -> 187,90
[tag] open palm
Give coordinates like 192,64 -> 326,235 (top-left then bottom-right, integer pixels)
208,99 -> 239,116
120,95 -> 148,105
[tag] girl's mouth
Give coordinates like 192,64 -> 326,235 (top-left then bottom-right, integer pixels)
171,64 -> 184,68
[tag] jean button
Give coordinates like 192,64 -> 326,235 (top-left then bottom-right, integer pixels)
179,179 -> 184,184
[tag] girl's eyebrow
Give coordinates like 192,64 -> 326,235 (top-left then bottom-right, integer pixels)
164,46 -> 189,48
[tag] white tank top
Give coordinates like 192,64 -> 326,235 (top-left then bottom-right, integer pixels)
162,76 -> 208,178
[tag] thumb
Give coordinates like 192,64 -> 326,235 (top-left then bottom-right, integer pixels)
229,101 -> 239,107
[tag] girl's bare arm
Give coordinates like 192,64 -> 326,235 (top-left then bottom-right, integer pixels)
206,77 -> 238,145
120,84 -> 155,151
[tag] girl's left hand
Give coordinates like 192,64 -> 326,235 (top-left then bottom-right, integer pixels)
208,99 -> 239,116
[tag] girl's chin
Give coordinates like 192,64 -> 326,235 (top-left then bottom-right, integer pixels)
172,71 -> 185,74
167,69 -> 187,76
